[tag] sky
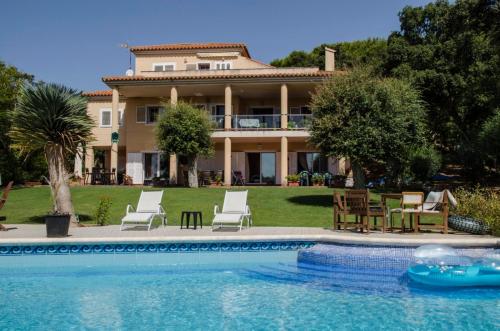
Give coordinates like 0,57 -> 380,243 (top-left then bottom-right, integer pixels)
0,0 -> 430,91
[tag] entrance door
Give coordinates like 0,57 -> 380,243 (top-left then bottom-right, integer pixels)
246,152 -> 276,184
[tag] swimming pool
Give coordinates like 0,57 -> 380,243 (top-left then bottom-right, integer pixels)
0,241 -> 498,330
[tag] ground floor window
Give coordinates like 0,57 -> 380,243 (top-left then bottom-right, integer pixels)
246,152 -> 276,184
297,152 -> 328,173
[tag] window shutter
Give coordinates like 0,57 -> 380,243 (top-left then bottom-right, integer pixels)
136,106 -> 146,123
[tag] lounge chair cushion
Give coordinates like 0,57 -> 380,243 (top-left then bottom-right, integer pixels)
213,213 -> 244,224
122,212 -> 154,223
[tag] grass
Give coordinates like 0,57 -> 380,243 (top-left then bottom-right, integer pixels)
1,186 -> 434,228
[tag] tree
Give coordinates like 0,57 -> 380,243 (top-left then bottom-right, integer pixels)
384,0 -> 500,174
10,83 -> 94,222
156,102 -> 214,188
479,109 -> 500,168
0,61 -> 35,183
309,68 -> 428,188
270,39 -> 387,72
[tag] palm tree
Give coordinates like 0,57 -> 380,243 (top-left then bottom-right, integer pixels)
10,83 -> 94,223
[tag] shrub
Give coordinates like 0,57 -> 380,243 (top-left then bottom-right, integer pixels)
409,146 -> 441,181
452,187 -> 500,236
285,174 -> 300,182
95,196 -> 112,226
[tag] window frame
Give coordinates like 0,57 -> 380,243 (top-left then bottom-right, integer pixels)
136,106 -> 146,123
196,62 -> 211,70
99,108 -> 112,128
214,61 -> 232,70
152,62 -> 176,72
145,105 -> 165,125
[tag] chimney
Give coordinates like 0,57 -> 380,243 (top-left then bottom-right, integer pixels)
324,47 -> 336,71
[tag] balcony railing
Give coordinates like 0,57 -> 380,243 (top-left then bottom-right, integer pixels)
209,114 -> 311,130
209,115 -> 225,130
288,114 -> 312,129
232,115 -> 281,130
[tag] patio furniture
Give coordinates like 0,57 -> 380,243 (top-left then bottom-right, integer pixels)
335,189 -> 385,233
120,190 -> 167,231
200,171 -> 212,186
415,190 -> 455,234
381,193 -> 402,231
180,211 -> 203,229
212,190 -> 252,231
0,181 -> 13,231
400,192 -> 424,232
299,171 -> 310,186
232,171 -> 245,186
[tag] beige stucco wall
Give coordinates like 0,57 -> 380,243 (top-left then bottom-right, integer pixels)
135,53 -> 267,74
87,100 -> 127,147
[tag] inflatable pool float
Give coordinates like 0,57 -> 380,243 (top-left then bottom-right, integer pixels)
408,245 -> 500,287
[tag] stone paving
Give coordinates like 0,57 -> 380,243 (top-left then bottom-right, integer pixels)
0,224 -> 497,247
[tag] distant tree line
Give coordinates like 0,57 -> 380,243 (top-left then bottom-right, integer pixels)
272,0 -> 500,182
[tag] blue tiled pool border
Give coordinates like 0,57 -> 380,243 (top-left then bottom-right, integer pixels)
0,241 -> 316,256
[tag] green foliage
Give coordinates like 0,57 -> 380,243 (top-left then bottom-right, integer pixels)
10,83 -> 94,156
285,174 -> 300,182
312,173 -> 325,184
270,38 -> 387,71
409,146 -> 442,181
156,101 -> 214,158
309,68 -> 428,186
453,187 -> 500,236
94,195 -> 112,226
384,0 -> 500,172
478,109 -> 500,162
0,61 -> 36,183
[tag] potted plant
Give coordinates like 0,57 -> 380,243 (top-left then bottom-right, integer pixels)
45,211 -> 71,237
312,173 -> 324,187
286,174 -> 300,186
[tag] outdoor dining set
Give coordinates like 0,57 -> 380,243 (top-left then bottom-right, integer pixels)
333,189 -> 456,234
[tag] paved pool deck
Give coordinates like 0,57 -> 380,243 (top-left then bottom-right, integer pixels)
0,224 -> 498,247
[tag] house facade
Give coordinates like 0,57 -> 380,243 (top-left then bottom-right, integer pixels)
83,42 -> 345,186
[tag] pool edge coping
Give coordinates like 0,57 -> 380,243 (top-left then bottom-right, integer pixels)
0,234 -> 498,248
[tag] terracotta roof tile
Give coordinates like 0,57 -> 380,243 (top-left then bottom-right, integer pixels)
102,71 -> 334,83
130,42 -> 251,58
82,90 -> 113,97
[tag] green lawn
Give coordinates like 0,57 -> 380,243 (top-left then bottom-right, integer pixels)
1,186 -> 423,228
2,186 -> 341,227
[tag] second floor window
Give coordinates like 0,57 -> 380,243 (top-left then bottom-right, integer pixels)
197,63 -> 210,70
100,109 -> 111,127
137,106 -> 164,124
153,63 -> 175,72
215,62 -> 231,70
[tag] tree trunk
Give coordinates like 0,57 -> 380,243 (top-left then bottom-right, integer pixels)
45,144 -> 77,224
187,156 -> 199,188
352,160 -> 366,189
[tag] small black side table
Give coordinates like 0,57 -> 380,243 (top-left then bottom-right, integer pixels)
180,211 -> 203,229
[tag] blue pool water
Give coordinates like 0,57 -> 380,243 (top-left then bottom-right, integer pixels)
0,244 -> 498,331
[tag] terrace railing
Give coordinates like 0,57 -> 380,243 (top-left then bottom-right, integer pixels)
287,114 -> 312,129
232,114 -> 281,130
209,115 -> 225,130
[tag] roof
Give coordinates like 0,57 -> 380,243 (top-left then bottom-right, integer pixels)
130,42 -> 251,58
82,90 -> 113,97
102,71 -> 334,84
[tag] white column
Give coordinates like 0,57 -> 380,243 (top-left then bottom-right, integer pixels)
281,136 -> 288,186
85,146 -> 94,172
170,86 -> 178,105
169,86 -> 178,184
281,84 -> 288,129
224,85 -> 232,130
110,88 -> 119,178
224,137 -> 232,185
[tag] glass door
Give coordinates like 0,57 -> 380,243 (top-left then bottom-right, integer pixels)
261,153 -> 276,184
144,153 -> 159,180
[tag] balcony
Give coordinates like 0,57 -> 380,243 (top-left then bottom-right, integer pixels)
210,114 -> 312,130
287,114 -> 312,129
232,115 -> 281,130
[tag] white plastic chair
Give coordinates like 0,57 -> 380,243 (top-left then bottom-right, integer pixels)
120,190 -> 167,231
212,190 -> 252,231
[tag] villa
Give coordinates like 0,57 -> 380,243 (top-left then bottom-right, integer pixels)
83,42 -> 345,185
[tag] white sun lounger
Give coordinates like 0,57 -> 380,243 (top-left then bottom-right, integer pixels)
212,190 -> 252,231
120,190 -> 167,231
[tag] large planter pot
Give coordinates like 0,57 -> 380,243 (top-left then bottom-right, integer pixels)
45,214 -> 70,238
448,215 -> 490,235
288,182 -> 299,187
